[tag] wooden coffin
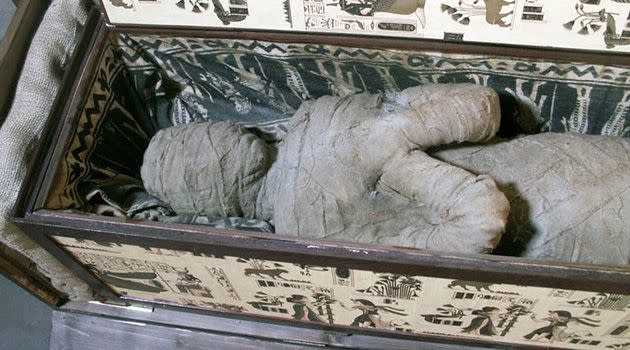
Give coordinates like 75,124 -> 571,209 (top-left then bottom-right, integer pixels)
13,1 -> 630,349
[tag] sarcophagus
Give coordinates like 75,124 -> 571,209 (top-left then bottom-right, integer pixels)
12,1 -> 630,348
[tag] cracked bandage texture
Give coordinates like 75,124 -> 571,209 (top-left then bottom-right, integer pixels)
142,84 -> 511,254
432,132 -> 630,265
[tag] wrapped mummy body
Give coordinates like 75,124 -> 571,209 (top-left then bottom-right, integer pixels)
142,84 -> 510,254
432,133 -> 630,265
143,84 -> 630,263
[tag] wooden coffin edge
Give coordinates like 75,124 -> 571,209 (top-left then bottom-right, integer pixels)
5,8 -> 106,308
0,244 -> 68,307
56,300 -> 573,350
17,212 -> 580,350
12,6 -> 107,226
109,24 -> 630,67
15,209 -> 630,295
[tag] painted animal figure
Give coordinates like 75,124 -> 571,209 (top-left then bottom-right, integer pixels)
480,0 -> 514,27
448,280 -> 496,292
244,268 -> 289,280
447,0 -> 514,27
335,0 -> 427,28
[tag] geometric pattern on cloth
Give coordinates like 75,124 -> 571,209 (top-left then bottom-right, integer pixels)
118,35 -> 630,139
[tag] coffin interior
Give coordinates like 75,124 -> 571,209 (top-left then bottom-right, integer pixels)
32,32 -> 630,349
45,34 -> 630,255
42,33 -> 630,258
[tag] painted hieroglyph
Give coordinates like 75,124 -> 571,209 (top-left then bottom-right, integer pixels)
54,236 -> 630,349
101,0 -> 630,52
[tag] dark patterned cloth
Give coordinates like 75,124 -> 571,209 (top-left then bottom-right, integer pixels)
46,34 -> 630,234
118,35 -> 630,139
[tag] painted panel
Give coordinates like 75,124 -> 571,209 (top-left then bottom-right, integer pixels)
101,0 -> 630,52
54,236 -> 630,349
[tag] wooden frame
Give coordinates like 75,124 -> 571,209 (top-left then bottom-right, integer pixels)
26,215 -> 586,350
0,244 -> 68,307
11,8 -> 630,350
54,300 -> 497,349
18,210 -> 630,295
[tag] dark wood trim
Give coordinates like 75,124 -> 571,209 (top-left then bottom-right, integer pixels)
0,243 -> 68,307
13,9 -> 106,219
0,0 -> 49,126
18,222 -> 118,302
5,9 -> 107,307
32,13 -> 110,214
16,210 -> 630,295
110,25 -> 630,67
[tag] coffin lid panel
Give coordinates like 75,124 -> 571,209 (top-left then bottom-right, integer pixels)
100,0 -> 630,53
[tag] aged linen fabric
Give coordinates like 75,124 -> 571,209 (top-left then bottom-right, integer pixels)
432,133 -> 630,265
140,86 -> 511,254
0,0 -> 91,299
